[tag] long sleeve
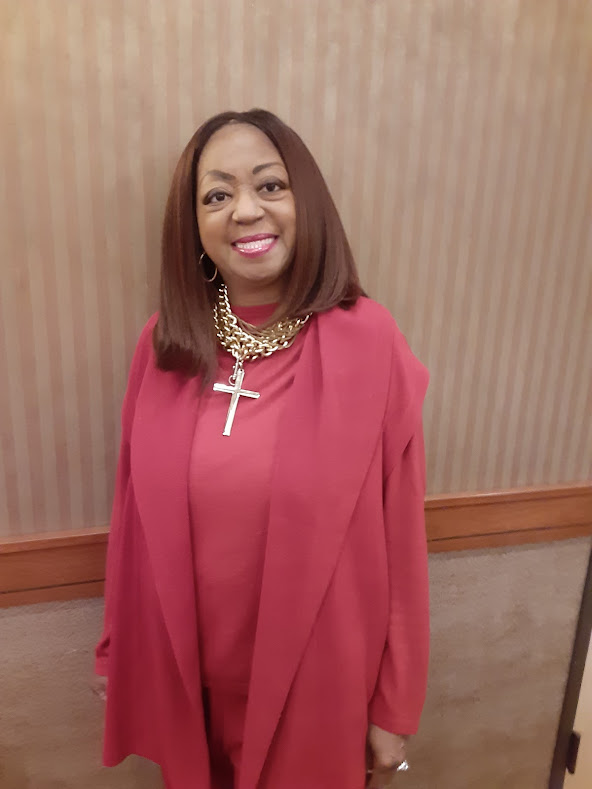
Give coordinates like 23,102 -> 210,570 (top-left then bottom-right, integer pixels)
94,424 -> 131,676
366,320 -> 430,735
94,314 -> 158,676
368,425 -> 429,734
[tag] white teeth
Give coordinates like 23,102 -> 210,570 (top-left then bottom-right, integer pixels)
235,237 -> 274,251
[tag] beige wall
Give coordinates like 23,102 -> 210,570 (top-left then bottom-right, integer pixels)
1,538 -> 589,788
2,7 -> 590,786
1,0 -> 590,536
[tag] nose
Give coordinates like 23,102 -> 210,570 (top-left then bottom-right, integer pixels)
232,187 -> 265,224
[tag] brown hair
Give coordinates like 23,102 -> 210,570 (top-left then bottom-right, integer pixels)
154,108 -> 363,381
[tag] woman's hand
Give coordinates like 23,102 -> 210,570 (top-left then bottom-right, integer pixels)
91,675 -> 108,702
366,724 -> 407,788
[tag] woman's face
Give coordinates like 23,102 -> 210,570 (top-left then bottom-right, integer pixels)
196,123 -> 296,306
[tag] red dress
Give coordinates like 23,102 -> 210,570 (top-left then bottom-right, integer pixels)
189,303 -> 304,787
96,297 -> 430,789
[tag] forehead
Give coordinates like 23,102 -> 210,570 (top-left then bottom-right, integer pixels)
198,123 -> 284,177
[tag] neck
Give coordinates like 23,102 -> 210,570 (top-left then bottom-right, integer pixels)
225,280 -> 283,307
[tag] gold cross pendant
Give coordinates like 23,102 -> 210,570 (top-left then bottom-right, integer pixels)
213,362 -> 260,436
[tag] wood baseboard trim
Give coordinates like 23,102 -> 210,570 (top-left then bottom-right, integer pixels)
425,483 -> 592,552
1,484 -> 590,606
428,523 -> 592,553
0,580 -> 105,608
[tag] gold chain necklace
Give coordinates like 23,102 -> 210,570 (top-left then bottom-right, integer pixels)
213,284 -> 311,363
212,285 -> 311,436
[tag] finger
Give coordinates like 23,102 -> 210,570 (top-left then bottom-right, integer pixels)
367,765 -> 397,789
91,682 -> 107,702
367,730 -> 407,771
372,744 -> 406,771
367,748 -> 407,789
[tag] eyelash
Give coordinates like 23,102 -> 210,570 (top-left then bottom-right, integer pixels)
205,191 -> 229,205
260,180 -> 283,193
204,180 -> 287,205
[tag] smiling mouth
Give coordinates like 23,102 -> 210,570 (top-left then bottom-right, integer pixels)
232,235 -> 278,256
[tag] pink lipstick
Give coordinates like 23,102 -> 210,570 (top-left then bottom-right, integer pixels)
232,234 -> 278,258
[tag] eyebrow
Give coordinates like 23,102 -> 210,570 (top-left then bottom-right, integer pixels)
200,161 -> 284,185
253,161 -> 282,175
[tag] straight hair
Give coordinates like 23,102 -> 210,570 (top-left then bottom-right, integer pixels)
154,108 -> 363,382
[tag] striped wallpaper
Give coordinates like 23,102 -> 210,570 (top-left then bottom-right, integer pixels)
1,0 -> 591,536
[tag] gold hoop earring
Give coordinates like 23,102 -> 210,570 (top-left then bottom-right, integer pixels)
199,251 -> 218,283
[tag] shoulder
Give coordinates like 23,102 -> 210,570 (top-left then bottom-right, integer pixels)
339,298 -> 429,428
318,297 -> 397,353
128,312 -> 159,381
320,298 -> 428,448
319,295 -> 428,401
336,296 -> 399,336
118,312 -> 159,428
357,298 -> 426,366
138,311 -> 159,346
322,297 -> 423,369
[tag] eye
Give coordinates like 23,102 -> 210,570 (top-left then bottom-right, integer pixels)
259,180 -> 285,194
204,190 -> 229,205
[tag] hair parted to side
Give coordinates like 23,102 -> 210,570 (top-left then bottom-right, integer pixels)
154,108 -> 364,381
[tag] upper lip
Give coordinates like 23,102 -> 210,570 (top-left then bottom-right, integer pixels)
232,234 -> 277,244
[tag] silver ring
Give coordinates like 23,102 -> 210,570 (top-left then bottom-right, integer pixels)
366,760 -> 410,775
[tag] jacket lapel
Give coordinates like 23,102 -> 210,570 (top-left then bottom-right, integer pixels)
240,303 -> 393,789
130,359 -> 202,707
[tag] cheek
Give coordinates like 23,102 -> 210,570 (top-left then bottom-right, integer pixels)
282,203 -> 297,246
196,210 -> 208,242
197,212 -> 223,248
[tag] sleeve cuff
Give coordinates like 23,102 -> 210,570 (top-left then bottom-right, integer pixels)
368,696 -> 420,736
94,655 -> 108,676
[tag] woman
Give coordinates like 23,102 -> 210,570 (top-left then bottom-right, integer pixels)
95,109 -> 429,789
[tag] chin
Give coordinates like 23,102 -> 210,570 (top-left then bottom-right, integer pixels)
237,262 -> 287,284
226,270 -> 285,301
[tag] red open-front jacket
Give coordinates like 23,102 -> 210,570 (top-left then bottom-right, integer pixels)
96,296 -> 430,789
